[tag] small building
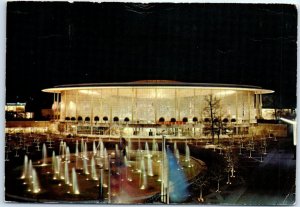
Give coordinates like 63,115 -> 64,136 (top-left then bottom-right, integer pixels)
5,102 -> 34,120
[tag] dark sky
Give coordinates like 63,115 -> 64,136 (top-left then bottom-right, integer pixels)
6,2 -> 297,109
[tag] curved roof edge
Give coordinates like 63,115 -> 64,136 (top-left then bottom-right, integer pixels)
42,80 -> 274,94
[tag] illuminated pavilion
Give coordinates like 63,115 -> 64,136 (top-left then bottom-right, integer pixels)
42,80 -> 273,137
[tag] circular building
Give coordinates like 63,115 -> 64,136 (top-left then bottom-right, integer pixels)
42,80 -> 273,137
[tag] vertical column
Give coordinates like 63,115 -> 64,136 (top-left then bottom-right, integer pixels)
174,89 -> 177,120
155,88 -> 158,123
193,89 -> 196,118
64,91 -> 67,120
248,92 -> 251,122
255,94 -> 259,119
177,89 -> 180,121
135,89 -> 138,123
57,93 -> 61,121
131,88 -> 134,123
235,92 -> 238,135
100,89 -> 103,122
75,91 -> 78,119
53,93 -> 55,121
91,90 -> 94,135
259,94 -> 263,118
235,92 -> 238,121
117,88 -> 119,121
110,88 -> 113,124
55,93 -> 58,121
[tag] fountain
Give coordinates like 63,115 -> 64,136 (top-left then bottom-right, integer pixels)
54,156 -> 61,178
84,142 -> 88,159
145,142 -> 150,158
125,146 -> 130,160
31,168 -> 41,194
175,148 -> 180,162
66,146 -> 71,162
64,161 -> 70,184
59,141 -> 64,158
139,158 -> 147,190
27,160 -> 33,180
81,138 -> 84,158
185,144 -> 191,167
147,156 -> 154,176
52,152 -> 57,179
6,133 -> 205,204
98,140 -> 104,158
104,148 -> 109,170
21,155 -> 28,179
42,143 -> 47,166
83,158 -> 90,175
72,167 -> 80,194
91,156 -> 98,180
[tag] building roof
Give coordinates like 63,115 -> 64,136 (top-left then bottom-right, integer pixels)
42,80 -> 274,94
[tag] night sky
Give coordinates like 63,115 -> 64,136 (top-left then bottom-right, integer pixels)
6,2 -> 297,110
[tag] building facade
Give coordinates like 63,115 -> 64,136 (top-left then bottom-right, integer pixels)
42,80 -> 274,137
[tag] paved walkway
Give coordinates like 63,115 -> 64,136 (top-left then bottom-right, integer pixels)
203,142 -> 296,205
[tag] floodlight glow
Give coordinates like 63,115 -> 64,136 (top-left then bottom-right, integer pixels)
280,117 -> 297,146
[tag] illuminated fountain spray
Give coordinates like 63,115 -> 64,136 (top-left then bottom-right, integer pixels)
135,149 -> 142,172
84,142 -> 88,159
99,140 -> 104,158
59,157 -> 65,180
128,138 -> 132,158
147,156 -> 153,176
175,148 -> 180,163
185,144 -> 192,167
55,156 -> 61,179
42,143 -> 47,166
72,167 -> 80,194
140,158 -> 147,190
104,148 -> 109,170
59,141 -> 64,158
52,152 -> 57,179
155,143 -> 159,155
115,144 -> 120,166
124,155 -> 132,181
31,168 -> 41,194
91,156 -> 98,180
145,142 -> 151,158
83,159 -> 90,175
152,139 -> 157,156
66,146 -> 70,162
64,161 -> 70,184
27,159 -> 33,180
21,155 -> 28,179
125,146 -> 130,161
81,138 -> 84,158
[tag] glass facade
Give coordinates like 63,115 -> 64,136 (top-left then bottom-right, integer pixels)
44,82 -> 272,136
58,87 -> 262,124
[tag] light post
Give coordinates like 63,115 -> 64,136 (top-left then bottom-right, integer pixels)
161,131 -> 169,204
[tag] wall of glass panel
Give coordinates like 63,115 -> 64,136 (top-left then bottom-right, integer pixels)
59,87 -> 259,124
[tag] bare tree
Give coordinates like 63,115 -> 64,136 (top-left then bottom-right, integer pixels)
203,94 -> 221,143
192,174 -> 209,202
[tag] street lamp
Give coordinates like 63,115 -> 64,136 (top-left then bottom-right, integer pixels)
161,130 -> 169,204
